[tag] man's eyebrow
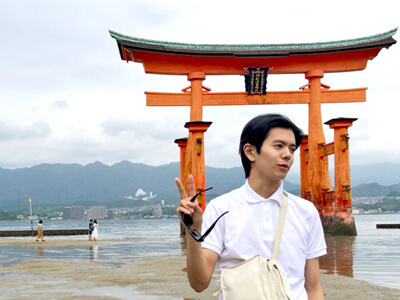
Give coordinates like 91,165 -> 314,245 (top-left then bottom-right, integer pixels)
272,139 -> 296,147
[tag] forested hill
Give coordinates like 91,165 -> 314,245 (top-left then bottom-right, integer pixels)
0,161 -> 296,209
0,161 -> 399,209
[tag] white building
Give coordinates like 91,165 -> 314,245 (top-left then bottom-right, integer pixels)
125,188 -> 157,201
87,206 -> 107,219
63,206 -> 85,220
152,207 -> 162,218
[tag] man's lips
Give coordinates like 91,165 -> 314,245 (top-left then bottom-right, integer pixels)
278,164 -> 289,172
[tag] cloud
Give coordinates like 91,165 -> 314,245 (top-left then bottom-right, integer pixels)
50,100 -> 69,110
101,116 -> 185,140
101,118 -> 136,136
0,121 -> 51,141
0,0 -> 399,170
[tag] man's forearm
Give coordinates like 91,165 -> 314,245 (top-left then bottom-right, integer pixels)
185,229 -> 214,292
307,287 -> 325,300
305,258 -> 325,299
175,176 -> 217,293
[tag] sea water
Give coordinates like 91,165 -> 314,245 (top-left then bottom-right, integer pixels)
0,214 -> 399,290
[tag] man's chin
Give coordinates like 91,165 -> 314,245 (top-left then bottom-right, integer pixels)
279,170 -> 290,179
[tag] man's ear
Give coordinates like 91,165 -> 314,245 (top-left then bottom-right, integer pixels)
243,143 -> 256,162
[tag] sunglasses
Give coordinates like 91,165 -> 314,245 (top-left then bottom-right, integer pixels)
181,187 -> 229,242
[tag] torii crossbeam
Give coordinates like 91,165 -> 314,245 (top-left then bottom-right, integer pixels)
110,28 -> 397,235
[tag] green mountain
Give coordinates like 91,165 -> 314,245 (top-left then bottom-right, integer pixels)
285,163 -> 400,186
351,182 -> 400,197
348,163 -> 400,186
0,161 -> 398,210
0,161 -> 300,210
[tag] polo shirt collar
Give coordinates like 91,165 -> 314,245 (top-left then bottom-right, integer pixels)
243,180 -> 284,205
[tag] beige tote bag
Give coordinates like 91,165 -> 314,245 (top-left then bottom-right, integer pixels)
220,191 -> 293,300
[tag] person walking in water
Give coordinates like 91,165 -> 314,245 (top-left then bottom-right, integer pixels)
36,220 -> 44,242
92,219 -> 99,241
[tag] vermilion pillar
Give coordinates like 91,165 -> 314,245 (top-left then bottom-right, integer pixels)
305,70 -> 332,213
174,138 -> 188,184
183,71 -> 212,211
300,135 -> 309,200
325,118 -> 357,235
174,137 -> 188,236
188,71 -> 205,121
184,121 -> 212,211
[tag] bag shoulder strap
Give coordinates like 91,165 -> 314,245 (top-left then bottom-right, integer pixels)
271,190 -> 288,260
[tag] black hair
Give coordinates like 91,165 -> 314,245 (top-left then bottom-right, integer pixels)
39,220 -> 43,224
239,113 -> 304,178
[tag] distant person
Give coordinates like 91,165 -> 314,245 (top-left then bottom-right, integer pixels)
36,220 -> 44,242
92,219 -> 99,241
88,219 -> 94,241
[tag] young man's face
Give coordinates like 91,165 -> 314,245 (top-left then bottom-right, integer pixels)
249,127 -> 296,183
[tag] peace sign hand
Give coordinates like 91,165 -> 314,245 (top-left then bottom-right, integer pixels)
175,175 -> 203,231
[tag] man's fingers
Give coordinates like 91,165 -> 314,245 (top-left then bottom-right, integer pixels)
188,175 -> 196,197
176,175 -> 197,199
177,205 -> 193,216
175,177 -> 187,200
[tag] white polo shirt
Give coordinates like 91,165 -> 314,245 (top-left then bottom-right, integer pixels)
202,181 -> 327,300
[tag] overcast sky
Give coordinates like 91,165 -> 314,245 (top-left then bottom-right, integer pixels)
0,0 -> 399,175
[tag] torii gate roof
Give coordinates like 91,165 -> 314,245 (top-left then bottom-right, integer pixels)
110,28 -> 397,75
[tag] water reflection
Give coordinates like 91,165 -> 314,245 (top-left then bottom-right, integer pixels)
320,235 -> 355,277
89,245 -> 99,260
180,237 -> 187,256
37,245 -> 44,258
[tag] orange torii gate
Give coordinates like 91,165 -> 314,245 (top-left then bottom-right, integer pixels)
110,29 -> 397,235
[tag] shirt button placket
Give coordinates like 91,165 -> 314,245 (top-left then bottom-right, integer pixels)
263,200 -> 270,228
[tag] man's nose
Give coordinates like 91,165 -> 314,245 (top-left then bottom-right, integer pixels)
282,147 -> 292,159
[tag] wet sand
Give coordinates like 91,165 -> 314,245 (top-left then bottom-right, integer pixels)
1,239 -> 399,299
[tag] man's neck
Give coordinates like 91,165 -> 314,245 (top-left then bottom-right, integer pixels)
247,175 -> 282,199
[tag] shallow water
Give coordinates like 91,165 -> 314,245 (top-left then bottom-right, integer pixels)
1,214 -> 400,290
320,214 -> 400,289
0,218 -> 184,265
76,286 -> 181,299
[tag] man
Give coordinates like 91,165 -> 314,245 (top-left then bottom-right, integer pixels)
88,219 -> 94,241
176,114 -> 326,299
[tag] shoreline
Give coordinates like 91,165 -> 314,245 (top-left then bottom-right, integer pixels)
0,238 -> 129,247
1,239 -> 399,299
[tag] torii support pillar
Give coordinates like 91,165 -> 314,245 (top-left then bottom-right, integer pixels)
305,70 -> 332,214
324,118 -> 358,236
174,138 -> 188,237
300,135 -> 310,200
174,138 -> 188,184
184,121 -> 212,211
